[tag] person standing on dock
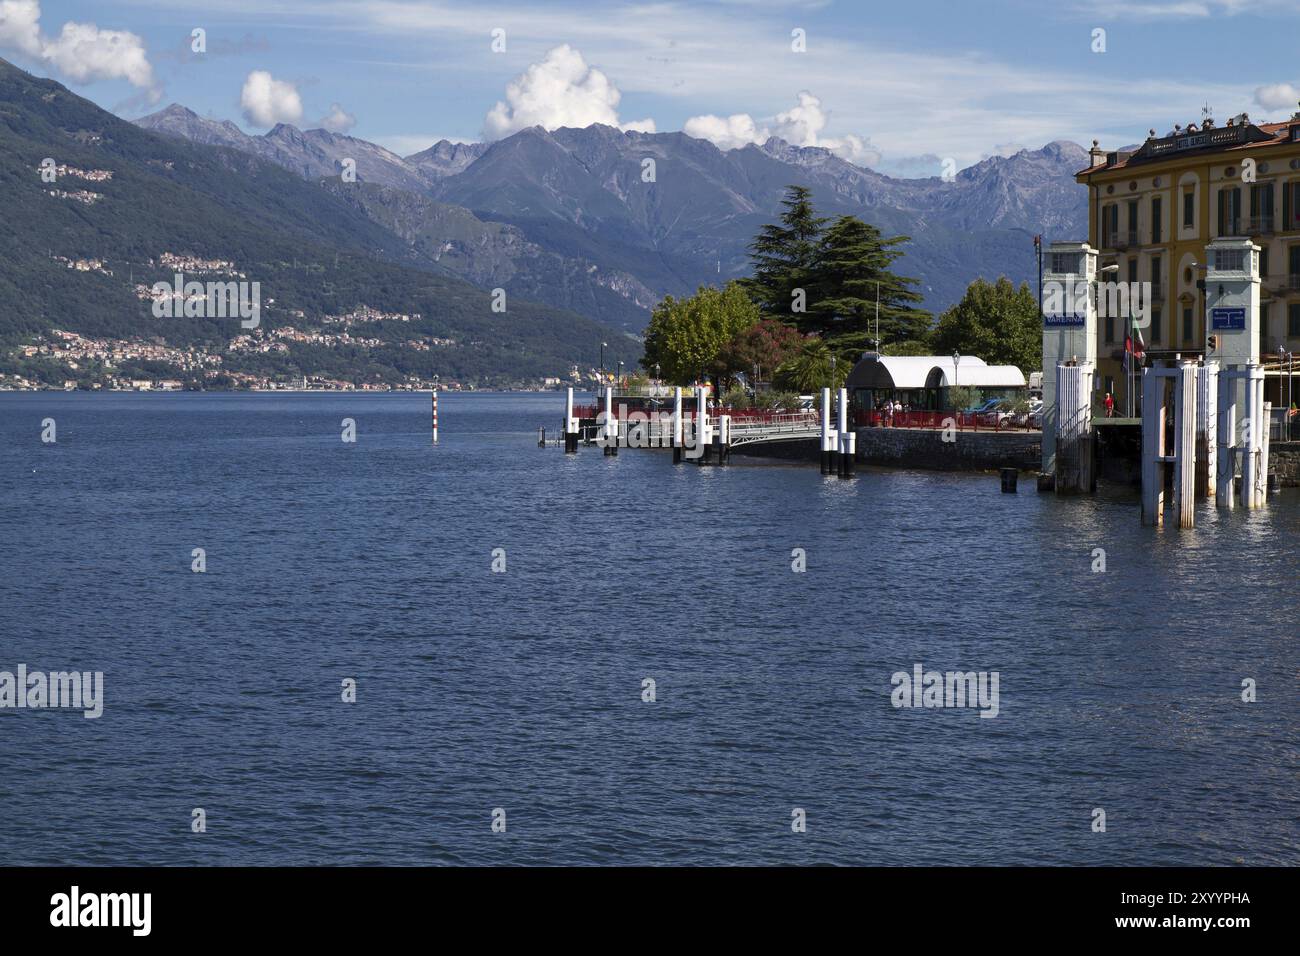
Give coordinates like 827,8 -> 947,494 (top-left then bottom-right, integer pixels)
1104,392 -> 1114,419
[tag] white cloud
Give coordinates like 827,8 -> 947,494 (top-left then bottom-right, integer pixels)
319,102 -> 356,134
92,0 -> 1281,173
0,0 -> 156,95
0,0 -> 42,57
683,112 -> 768,150
685,91 -> 881,168
240,70 -> 304,127
42,22 -> 155,90
1254,82 -> 1300,112
482,44 -> 654,140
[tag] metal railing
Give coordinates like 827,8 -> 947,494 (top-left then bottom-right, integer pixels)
1248,216 -> 1275,235
727,411 -> 821,440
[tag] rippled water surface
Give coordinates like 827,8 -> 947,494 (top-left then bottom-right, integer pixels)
1,392 -> 1296,865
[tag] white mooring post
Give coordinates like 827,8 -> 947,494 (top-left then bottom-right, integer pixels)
1244,367 -> 1268,508
672,386 -> 683,446
1260,399 -> 1272,505
1141,362 -> 1198,527
431,388 -> 438,444
1196,361 -> 1218,498
1140,367 -> 1165,526
820,387 -> 835,474
837,386 -> 854,477
1216,370 -> 1238,508
671,386 -> 684,463
1054,362 -> 1095,494
564,386 -> 578,453
603,385 -> 617,456
1215,367 -> 1271,509
1173,359 -> 1198,528
695,385 -> 709,463
718,414 -> 730,466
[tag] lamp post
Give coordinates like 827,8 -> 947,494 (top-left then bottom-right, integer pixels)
600,341 -> 607,385
952,350 -> 961,411
618,360 -> 624,387
1034,235 -> 1044,327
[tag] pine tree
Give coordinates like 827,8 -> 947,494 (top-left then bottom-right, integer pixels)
741,185 -> 829,321
806,215 -> 930,344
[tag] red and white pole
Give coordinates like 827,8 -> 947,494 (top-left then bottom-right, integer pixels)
431,388 -> 439,444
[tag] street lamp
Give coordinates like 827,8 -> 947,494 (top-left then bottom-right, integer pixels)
600,341 -> 607,384
618,360 -> 624,386
952,350 -> 961,410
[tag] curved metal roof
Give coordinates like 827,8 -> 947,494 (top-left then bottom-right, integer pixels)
846,354 -> 1025,390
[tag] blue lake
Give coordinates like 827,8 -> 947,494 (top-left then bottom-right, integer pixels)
0,391 -> 1296,865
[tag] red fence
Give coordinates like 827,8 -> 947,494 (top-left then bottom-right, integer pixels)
853,409 -> 1021,431
573,404 -> 810,423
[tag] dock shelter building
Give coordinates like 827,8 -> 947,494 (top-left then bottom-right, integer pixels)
845,354 -> 1028,410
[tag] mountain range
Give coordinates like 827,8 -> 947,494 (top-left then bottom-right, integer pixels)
0,52 -> 1090,391
136,105 -> 1092,330
0,57 -> 633,388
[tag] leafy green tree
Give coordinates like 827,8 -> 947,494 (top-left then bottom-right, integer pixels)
741,185 -> 829,321
931,276 -> 1041,373
807,215 -> 930,344
641,281 -> 759,384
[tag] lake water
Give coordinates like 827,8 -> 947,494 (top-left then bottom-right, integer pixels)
1,391 -> 1295,865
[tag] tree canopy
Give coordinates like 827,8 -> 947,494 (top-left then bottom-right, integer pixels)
930,276 -> 1041,373
806,216 -> 930,344
640,281 -> 759,384
741,186 -> 929,347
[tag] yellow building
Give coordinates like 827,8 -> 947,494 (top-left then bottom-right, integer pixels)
1077,109 -> 1300,412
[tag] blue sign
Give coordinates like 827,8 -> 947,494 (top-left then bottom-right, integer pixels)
1044,313 -> 1086,327
1211,307 -> 1245,330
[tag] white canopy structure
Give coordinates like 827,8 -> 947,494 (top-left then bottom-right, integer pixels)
846,353 -> 1028,408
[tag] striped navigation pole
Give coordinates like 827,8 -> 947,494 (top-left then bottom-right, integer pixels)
431,387 -> 439,444
564,386 -> 578,453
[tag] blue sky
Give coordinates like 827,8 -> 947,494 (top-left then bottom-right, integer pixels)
4,0 -> 1300,175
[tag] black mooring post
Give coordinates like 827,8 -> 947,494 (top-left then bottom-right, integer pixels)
1001,468 -> 1018,493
